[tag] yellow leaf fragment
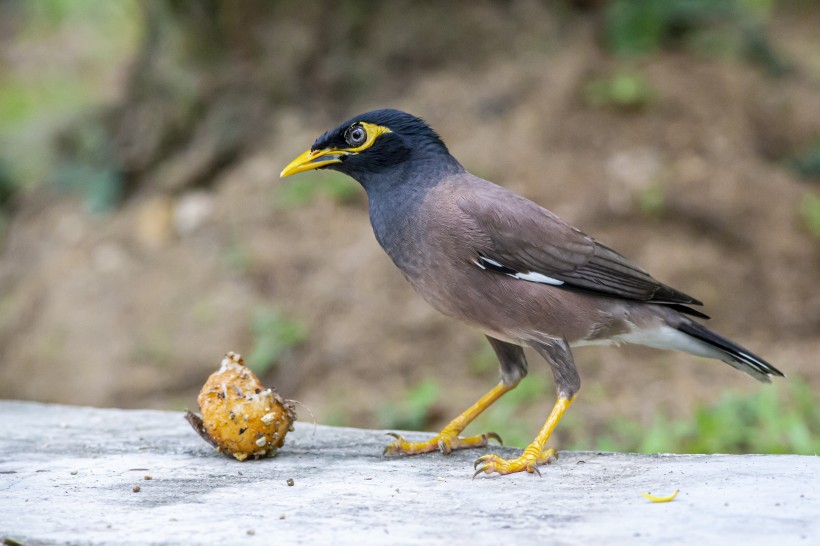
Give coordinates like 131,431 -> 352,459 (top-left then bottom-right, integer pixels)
642,489 -> 679,503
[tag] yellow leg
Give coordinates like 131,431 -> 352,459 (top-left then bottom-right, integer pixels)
384,382 -> 513,456
473,395 -> 575,477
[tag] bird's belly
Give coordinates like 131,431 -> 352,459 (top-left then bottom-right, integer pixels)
404,264 -> 606,345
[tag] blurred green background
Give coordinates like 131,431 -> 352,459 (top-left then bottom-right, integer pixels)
1,0 -> 819,455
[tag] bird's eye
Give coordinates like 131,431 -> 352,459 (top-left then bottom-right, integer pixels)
346,125 -> 367,147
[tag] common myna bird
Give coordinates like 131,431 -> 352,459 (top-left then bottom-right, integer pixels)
281,109 -> 783,477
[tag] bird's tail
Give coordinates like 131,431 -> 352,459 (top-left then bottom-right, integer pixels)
676,321 -> 784,383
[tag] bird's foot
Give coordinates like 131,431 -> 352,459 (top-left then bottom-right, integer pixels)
472,446 -> 557,477
383,430 -> 502,456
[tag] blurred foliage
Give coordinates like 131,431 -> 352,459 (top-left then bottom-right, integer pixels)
583,71 -> 654,110
791,142 -> 820,181
579,379 -> 820,454
636,182 -> 666,217
372,375 -> 820,455
471,374 -> 555,448
743,19 -> 793,77
51,118 -> 123,212
0,162 -> 14,245
247,307 -> 307,375
0,161 -> 14,210
0,0 -> 803,212
276,171 -> 361,209
378,380 -> 440,431
606,0 -> 737,55
131,328 -> 174,370
1,0 -> 818,432
603,0 -> 789,76
222,242 -> 253,274
798,192 -> 820,239
321,405 -> 352,428
468,338 -> 499,377
0,0 -> 139,189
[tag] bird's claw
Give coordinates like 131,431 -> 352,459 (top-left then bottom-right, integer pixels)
383,430 -> 502,456
472,448 -> 558,478
383,433 -> 408,455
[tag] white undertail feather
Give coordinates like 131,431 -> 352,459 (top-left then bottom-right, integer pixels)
573,325 -> 726,361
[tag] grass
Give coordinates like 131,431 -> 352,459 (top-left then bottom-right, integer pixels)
577,380 -> 820,455
247,307 -> 307,375
367,375 -> 820,455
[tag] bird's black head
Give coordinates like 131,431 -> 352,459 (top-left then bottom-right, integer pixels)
280,109 -> 456,184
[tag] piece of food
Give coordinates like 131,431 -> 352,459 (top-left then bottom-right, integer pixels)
641,489 -> 680,503
186,351 -> 295,461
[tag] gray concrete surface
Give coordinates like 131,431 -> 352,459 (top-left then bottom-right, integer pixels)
0,400 -> 818,545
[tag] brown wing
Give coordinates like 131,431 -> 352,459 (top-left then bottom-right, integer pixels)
456,181 -> 703,307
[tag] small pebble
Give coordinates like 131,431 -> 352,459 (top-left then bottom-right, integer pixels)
286,478 -> 294,487
279,513 -> 286,520
144,475 -> 153,481
70,470 -> 78,476
132,485 -> 141,493
247,529 -> 255,536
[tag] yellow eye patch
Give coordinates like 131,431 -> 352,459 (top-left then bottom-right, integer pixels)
346,122 -> 392,153
280,122 -> 392,177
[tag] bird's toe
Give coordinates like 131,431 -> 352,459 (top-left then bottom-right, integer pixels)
472,449 -> 554,477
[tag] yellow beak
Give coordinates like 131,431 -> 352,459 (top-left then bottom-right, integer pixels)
280,148 -> 347,178
280,123 -> 393,178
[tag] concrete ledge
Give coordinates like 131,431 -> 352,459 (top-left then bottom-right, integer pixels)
0,401 -> 817,545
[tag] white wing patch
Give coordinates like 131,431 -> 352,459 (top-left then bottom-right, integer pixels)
479,256 -> 504,268
512,271 -> 565,286
474,256 -> 565,286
